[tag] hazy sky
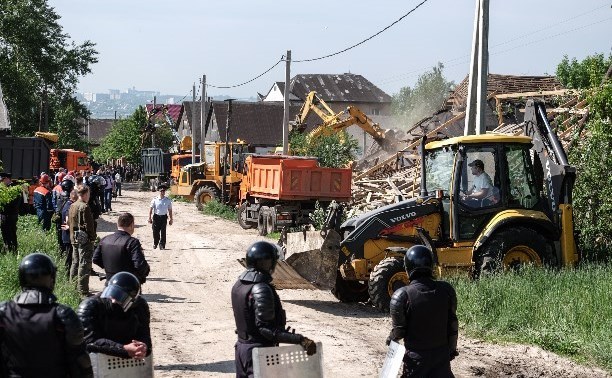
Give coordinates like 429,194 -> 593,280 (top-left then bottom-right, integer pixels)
48,0 -> 611,99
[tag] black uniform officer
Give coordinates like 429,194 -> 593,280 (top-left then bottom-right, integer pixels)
231,241 -> 317,378
54,178 -> 75,255
0,253 -> 93,377
387,245 -> 459,378
0,172 -> 21,251
77,272 -> 152,359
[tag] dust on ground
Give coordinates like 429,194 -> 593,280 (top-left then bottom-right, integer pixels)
89,183 -> 610,377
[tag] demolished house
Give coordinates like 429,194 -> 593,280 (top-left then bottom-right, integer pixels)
350,74 -> 588,215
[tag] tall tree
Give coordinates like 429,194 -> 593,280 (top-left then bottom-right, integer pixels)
0,0 -> 97,138
391,63 -> 454,128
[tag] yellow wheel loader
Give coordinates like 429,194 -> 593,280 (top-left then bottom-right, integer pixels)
278,100 -> 580,312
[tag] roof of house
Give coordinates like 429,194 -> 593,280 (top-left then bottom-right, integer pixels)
290,73 -> 392,103
145,104 -> 183,127
183,101 -> 319,146
87,119 -> 115,144
447,74 -> 564,109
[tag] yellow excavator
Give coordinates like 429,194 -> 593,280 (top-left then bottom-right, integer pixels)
276,100 -> 580,312
290,91 -> 396,152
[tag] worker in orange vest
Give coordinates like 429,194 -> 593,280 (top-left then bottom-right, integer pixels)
34,174 -> 54,231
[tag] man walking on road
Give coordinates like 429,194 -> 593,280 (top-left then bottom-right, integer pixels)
93,212 -> 150,284
148,184 -> 172,250
387,245 -> 459,378
0,253 -> 93,377
69,185 -> 97,297
231,241 -> 317,378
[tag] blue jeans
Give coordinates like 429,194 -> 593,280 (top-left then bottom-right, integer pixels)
104,189 -> 113,211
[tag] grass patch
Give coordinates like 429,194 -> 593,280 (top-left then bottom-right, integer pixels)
449,264 -> 612,371
0,215 -> 81,308
201,200 -> 237,221
168,194 -> 189,202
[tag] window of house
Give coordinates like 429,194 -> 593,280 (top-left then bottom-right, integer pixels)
371,108 -> 380,116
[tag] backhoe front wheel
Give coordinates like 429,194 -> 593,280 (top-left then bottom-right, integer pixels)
332,272 -> 369,303
368,258 -> 409,313
194,186 -> 220,211
476,226 -> 557,277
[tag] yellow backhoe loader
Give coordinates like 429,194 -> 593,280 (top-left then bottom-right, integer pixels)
276,100 -> 580,312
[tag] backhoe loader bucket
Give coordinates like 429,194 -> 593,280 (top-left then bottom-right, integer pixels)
281,230 -> 341,290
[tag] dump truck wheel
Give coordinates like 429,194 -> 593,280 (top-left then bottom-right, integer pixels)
194,186 -> 219,211
237,202 -> 255,230
266,208 -> 276,234
332,272 -> 369,303
368,257 -> 408,313
476,226 -> 557,277
257,208 -> 268,236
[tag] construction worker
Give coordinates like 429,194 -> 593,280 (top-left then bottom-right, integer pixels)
0,172 -> 21,251
34,173 -> 54,230
77,272 -> 152,359
51,171 -> 66,210
231,241 -> 317,378
0,253 -> 93,377
387,245 -> 459,378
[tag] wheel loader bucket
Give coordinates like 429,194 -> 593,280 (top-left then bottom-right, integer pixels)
282,230 -> 341,290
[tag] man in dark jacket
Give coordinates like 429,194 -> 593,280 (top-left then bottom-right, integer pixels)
0,172 -> 21,251
231,241 -> 317,378
33,173 -> 54,230
387,245 -> 459,378
77,272 -> 152,359
0,253 -> 93,377
93,212 -> 150,284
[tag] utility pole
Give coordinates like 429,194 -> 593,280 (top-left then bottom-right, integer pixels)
152,96 -> 156,147
464,0 -> 489,135
282,50 -> 291,154
222,99 -> 235,204
192,83 -> 197,164
200,75 -> 206,161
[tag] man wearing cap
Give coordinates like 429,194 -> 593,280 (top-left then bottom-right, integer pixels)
0,172 -> 21,251
460,159 -> 493,207
148,185 -> 173,250
34,173 -> 54,230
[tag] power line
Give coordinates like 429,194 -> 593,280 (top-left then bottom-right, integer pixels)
293,0 -> 430,63
378,12 -> 612,86
207,57 -> 285,89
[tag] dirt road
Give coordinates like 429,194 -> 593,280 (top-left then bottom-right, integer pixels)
90,184 -> 609,378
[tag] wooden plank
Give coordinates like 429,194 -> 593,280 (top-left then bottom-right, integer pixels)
494,89 -> 578,99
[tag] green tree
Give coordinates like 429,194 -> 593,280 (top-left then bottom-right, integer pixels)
391,63 -> 454,128
92,106 -> 174,164
561,53 -> 612,260
0,0 -> 97,137
289,130 -> 360,168
49,98 -> 89,151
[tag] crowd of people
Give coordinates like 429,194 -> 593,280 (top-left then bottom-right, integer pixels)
0,164 -> 460,378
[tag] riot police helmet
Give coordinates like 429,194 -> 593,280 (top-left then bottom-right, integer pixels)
60,178 -> 75,193
18,253 -> 57,291
404,245 -> 434,279
101,272 -> 141,312
245,241 -> 279,274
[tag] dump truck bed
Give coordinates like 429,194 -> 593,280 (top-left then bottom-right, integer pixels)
242,155 -> 352,202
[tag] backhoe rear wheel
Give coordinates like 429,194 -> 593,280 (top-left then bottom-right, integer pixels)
237,202 -> 255,230
476,226 -> 557,277
332,272 -> 369,303
194,186 -> 220,211
368,257 -> 409,313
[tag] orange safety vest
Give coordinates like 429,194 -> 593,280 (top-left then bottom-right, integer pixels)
34,186 -> 50,196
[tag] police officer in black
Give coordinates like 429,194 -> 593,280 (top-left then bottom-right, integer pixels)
0,253 -> 93,377
231,241 -> 317,378
77,272 -> 152,359
0,172 -> 21,251
387,245 -> 459,378
93,212 -> 150,284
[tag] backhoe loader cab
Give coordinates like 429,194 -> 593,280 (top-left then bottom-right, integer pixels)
282,100 -> 579,312
170,141 -> 247,209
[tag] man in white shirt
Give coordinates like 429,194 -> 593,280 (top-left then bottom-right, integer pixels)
148,185 -> 173,250
461,159 -> 493,207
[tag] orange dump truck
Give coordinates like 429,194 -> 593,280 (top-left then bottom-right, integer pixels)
237,155 -> 352,235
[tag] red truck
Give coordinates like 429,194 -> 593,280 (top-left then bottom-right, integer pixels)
237,155 -> 352,235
